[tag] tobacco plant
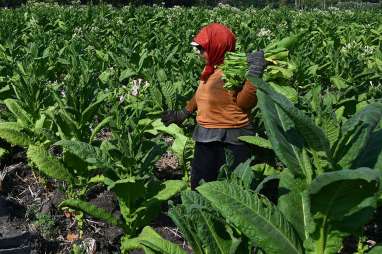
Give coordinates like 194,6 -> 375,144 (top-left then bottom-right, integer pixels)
169,75 -> 382,254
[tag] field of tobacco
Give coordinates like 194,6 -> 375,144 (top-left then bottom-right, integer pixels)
0,3 -> 381,253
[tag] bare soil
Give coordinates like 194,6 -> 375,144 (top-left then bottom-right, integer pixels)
0,147 -> 189,254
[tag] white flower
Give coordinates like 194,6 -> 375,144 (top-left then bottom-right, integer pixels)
328,7 -> 339,11
119,95 -> 125,103
72,27 -> 83,39
363,46 -> 375,55
74,27 -> 82,34
341,41 -> 358,54
257,28 -> 273,38
131,86 -> 139,97
90,26 -> 99,33
60,89 -> 66,98
116,18 -> 124,26
130,79 -> 142,97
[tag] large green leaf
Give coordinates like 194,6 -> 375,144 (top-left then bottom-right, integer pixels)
197,181 -> 304,254
319,114 -> 340,148
249,75 -> 334,176
27,145 -> 74,183
352,129 -> 382,171
307,168 -> 380,254
99,69 -> 114,84
268,82 -> 298,104
368,245 -> 382,254
334,103 -> 382,169
145,180 -> 186,204
0,122 -> 31,146
34,114 -> 47,132
309,168 -> 379,221
50,109 -> 78,139
249,76 -> 330,153
341,103 -> 382,136
169,191 -> 244,254
110,177 -> 146,233
277,170 -> 312,241
59,199 -> 122,227
121,180 -> 186,238
4,99 -> 33,127
238,135 -> 272,149
231,158 -> 255,189
54,140 -> 109,167
147,119 -> 189,164
254,86 -> 304,176
139,226 -> 188,254
119,68 -> 137,82
121,226 -> 187,254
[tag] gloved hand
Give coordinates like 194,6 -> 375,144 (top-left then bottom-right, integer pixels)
161,108 -> 191,126
247,50 -> 266,78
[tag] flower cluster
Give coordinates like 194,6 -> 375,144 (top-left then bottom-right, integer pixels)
72,27 -> 83,39
340,41 -> 359,54
131,78 -> 149,97
360,46 -> 375,58
257,28 -> 273,38
328,7 -> 340,11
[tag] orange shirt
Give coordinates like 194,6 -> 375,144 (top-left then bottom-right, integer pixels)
186,69 -> 257,128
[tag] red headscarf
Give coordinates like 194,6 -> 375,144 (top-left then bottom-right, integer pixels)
193,23 -> 236,81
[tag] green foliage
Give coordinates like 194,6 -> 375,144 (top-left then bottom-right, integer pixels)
221,52 -> 248,90
185,165 -> 380,254
70,244 -> 85,254
27,144 -> 75,183
59,199 -> 122,227
305,168 -> 380,253
147,119 -> 193,167
55,139 -> 109,168
169,75 -> 382,254
368,245 -> 382,254
169,190 -> 247,254
0,147 -> 8,158
244,75 -> 382,253
197,181 -> 304,254
121,226 -> 187,254
4,99 -> 33,127
0,5 -> 381,254
53,136 -> 185,236
333,103 -> 382,169
238,135 -> 272,149
221,35 -> 298,91
0,125 -> 32,146
33,212 -> 57,239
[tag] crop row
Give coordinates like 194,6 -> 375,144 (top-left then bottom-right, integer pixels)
0,4 -> 381,253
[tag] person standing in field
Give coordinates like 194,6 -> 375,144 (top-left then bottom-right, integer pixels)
162,23 -> 266,190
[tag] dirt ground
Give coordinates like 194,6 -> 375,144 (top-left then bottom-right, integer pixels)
0,146 -> 190,254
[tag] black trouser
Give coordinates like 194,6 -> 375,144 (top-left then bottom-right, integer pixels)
190,141 -> 252,190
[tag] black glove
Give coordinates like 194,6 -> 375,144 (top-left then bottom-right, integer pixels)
161,108 -> 191,126
247,50 -> 266,78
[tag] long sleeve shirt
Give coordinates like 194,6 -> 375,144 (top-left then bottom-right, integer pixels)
185,68 -> 257,129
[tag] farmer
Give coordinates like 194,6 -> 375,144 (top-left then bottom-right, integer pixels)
162,23 -> 266,190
